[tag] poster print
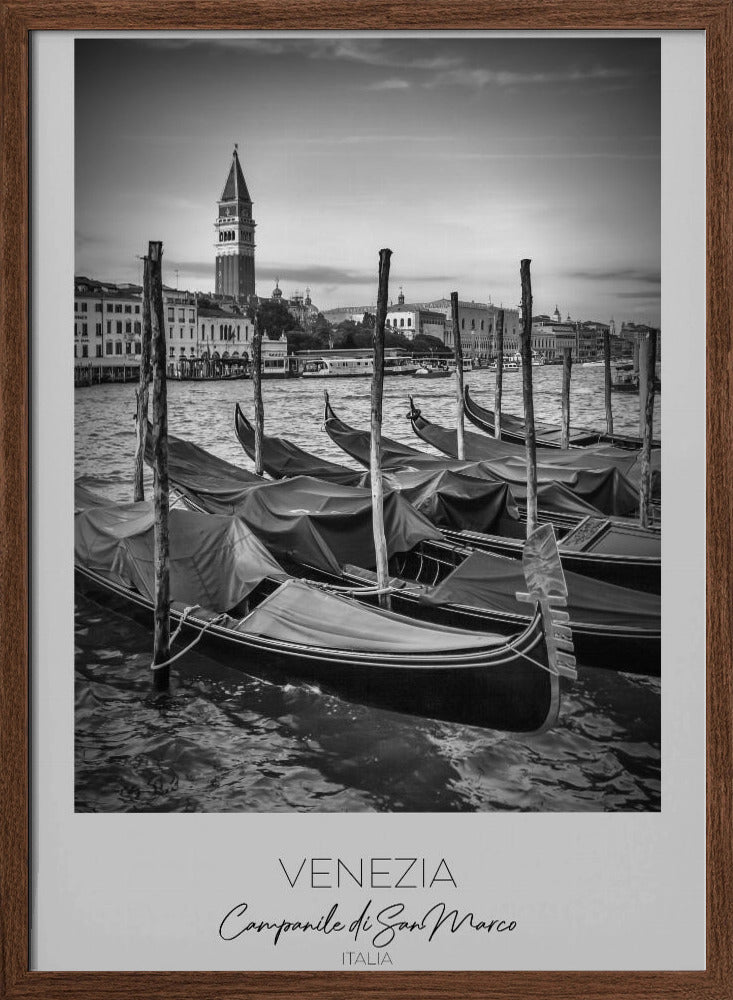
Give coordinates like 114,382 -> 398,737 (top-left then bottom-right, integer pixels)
74,35 -> 661,813
29,28 -> 705,974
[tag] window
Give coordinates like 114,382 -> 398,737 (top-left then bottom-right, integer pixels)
126,342 -> 132,355
107,304 -> 113,313
115,304 -> 122,313
95,323 -> 102,336
73,345 -> 77,358
407,317 -> 412,327
471,319 -> 475,330
115,342 -> 122,355
82,323 -> 88,335
211,325 -> 214,336
135,305 -> 140,314
180,328 -> 184,339
167,308 -> 174,322
95,303 -> 102,313
178,309 -> 185,322
74,323 -> 77,335
190,329 -> 194,339
480,320 -> 484,331
400,318 -> 404,327
74,302 -> 78,312
124,305 -> 132,314
134,342 -> 141,355
236,326 -> 240,340
134,321 -> 141,334
189,310 -> 195,323
116,322 -> 122,334
105,342 -> 113,356
169,346 -> 175,358
95,345 -> 102,358
201,324 -> 205,336
461,318 -> 465,329
125,322 -> 132,334
81,302 -> 88,312
107,321 -> 112,334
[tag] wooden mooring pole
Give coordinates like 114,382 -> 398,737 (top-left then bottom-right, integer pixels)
519,260 -> 538,537
603,328 -> 614,436
494,308 -> 505,440
371,249 -> 393,610
638,329 -> 657,528
133,256 -> 152,502
252,317 -> 264,476
450,292 -> 466,460
561,347 -> 572,450
149,241 -> 171,693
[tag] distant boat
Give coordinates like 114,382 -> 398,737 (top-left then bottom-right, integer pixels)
301,356 -> 373,378
384,357 -> 420,377
413,364 -> 451,379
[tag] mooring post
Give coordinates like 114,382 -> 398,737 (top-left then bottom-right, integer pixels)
252,316 -> 264,476
519,259 -> 538,537
450,292 -> 466,459
638,330 -> 650,439
148,241 -> 170,693
603,327 -> 614,436
638,329 -> 657,528
494,307 -> 505,439
133,256 -> 152,501
561,347 -> 572,449
371,248 -> 393,610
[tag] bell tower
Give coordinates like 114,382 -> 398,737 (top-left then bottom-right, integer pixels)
214,145 -> 256,301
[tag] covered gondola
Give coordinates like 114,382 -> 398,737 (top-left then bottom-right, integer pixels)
157,429 -> 660,673
75,488 -> 574,733
408,396 -> 661,499
463,384 -> 661,450
236,404 -> 660,593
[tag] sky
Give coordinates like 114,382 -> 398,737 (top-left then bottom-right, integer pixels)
75,36 -> 660,324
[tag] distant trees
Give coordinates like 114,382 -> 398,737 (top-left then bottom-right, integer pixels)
247,298 -> 301,339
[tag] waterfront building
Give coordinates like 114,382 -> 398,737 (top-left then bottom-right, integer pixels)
214,145 -> 256,302
385,290 -> 447,342
421,298 -> 521,360
74,276 -> 143,365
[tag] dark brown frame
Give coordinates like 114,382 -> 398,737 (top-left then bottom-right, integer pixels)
1,3 -> 730,997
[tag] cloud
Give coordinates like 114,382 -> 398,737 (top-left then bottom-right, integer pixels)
425,65 -> 635,90
366,78 -> 411,91
566,268 -> 660,286
615,290 -> 661,300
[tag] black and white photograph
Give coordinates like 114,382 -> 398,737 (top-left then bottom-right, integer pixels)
74,35 -> 662,814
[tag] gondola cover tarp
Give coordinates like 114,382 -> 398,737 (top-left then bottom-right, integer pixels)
75,502 -> 288,612
423,550 -> 661,630
160,432 -> 443,574
241,579 -> 506,653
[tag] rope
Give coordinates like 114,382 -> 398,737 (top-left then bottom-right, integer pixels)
150,610 -> 228,671
302,579 -> 395,596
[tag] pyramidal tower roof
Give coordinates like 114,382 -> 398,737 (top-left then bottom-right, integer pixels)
220,145 -> 251,203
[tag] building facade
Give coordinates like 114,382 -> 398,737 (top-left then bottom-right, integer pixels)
422,298 -> 520,359
214,146 -> 256,302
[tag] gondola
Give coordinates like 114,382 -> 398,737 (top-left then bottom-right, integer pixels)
159,428 -> 660,674
463,385 -> 661,450
323,394 -> 642,518
235,403 -> 661,593
408,397 -> 661,499
74,487 -> 574,734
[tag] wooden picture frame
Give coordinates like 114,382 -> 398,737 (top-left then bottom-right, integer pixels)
0,2 -> 730,997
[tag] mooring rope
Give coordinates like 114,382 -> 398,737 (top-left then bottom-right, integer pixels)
150,608 -> 228,672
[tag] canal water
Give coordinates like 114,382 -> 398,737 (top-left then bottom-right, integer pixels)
75,366 -> 661,812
